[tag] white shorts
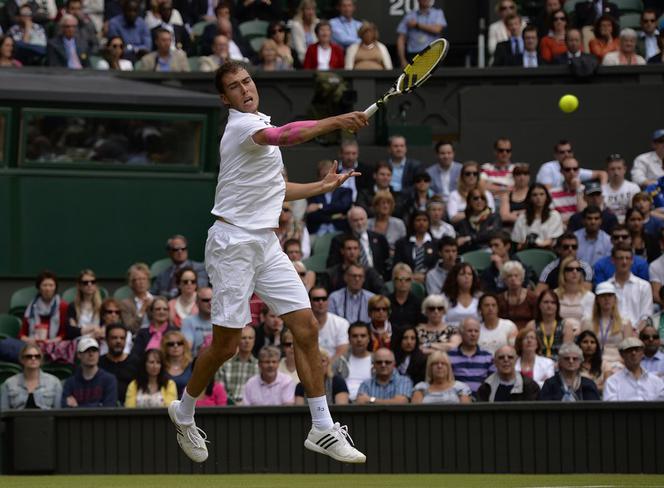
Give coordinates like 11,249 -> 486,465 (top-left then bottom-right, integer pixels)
205,220 -> 310,328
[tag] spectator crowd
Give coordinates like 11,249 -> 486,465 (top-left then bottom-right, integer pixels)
0,0 -> 663,71
3,126 -> 664,410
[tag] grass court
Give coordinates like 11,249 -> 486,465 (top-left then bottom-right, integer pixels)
2,474 -> 664,488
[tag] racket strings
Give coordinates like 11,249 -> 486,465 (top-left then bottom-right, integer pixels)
401,41 -> 446,91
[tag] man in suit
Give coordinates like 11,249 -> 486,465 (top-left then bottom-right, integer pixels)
552,28 -> 597,64
492,13 -> 524,66
150,0 -> 190,54
47,14 -> 90,68
322,235 -> 386,294
306,160 -> 354,235
637,9 -> 661,61
338,139 -> 373,199
327,206 -> 390,279
137,28 -> 189,71
355,161 -> 405,218
387,135 -> 421,194
427,142 -> 462,202
575,0 -> 620,29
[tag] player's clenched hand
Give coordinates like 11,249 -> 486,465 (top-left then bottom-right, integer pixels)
336,112 -> 369,132
321,160 -> 361,193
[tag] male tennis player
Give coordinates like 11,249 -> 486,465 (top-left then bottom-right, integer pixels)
169,61 -> 368,464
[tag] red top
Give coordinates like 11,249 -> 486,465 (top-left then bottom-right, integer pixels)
303,42 -> 345,70
539,36 -> 568,63
196,382 -> 228,406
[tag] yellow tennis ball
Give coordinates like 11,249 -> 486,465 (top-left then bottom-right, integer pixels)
559,94 -> 579,113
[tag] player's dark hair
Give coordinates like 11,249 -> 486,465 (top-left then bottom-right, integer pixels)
525,183 -> 552,226
214,60 -> 250,95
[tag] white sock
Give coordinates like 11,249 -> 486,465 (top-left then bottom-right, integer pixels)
308,395 -> 334,431
176,390 -> 196,424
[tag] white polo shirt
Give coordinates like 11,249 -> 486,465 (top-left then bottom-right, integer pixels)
211,109 -> 285,230
605,274 -> 653,327
317,312 -> 350,358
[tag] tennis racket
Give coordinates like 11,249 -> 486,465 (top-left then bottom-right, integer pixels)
363,38 -> 450,119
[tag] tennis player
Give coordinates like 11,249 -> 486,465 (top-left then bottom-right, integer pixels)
169,61 -> 368,464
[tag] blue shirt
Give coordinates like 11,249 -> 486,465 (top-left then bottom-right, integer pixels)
329,16 -> 362,49
62,368 -> 117,408
644,216 -> 664,236
574,229 -> 612,267
642,351 -> 664,375
182,314 -> 212,356
396,7 -> 447,53
593,255 -> 649,285
328,287 -> 374,324
390,159 -> 405,192
63,37 -> 81,69
108,15 -> 152,52
357,370 -> 413,400
448,346 -> 495,393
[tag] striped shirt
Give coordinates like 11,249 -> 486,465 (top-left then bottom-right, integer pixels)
481,163 -> 514,190
550,186 -> 578,221
357,371 -> 413,400
448,346 -> 495,393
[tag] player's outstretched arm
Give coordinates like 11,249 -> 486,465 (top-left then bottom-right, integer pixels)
253,112 -> 369,147
284,161 -> 360,201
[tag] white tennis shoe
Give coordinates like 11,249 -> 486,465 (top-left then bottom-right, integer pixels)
304,422 -> 366,463
168,400 -> 209,463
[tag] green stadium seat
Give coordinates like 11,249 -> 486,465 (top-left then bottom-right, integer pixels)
0,361 -> 22,385
461,250 -> 492,274
614,0 -> 643,13
42,363 -> 74,381
113,285 -> 134,301
238,19 -> 269,40
619,12 -> 643,28
191,20 -> 214,38
62,286 -> 109,303
89,55 -> 102,69
564,1 -> 577,15
516,249 -> 557,277
0,314 -> 21,338
384,280 -> 426,299
9,286 -> 37,317
150,258 -> 172,280
249,37 -> 266,53
303,254 -> 327,273
188,56 -> 201,71
313,231 -> 341,258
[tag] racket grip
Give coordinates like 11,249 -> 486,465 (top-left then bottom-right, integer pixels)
363,103 -> 379,118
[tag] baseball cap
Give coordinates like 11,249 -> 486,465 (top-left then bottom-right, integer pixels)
595,281 -> 616,295
584,180 -> 602,195
653,129 -> 664,141
78,337 -> 100,353
618,337 -> 644,351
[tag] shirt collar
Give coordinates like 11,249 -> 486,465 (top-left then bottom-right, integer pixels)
409,233 -> 433,244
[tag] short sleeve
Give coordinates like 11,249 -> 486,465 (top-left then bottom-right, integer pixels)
335,317 -> 350,346
413,381 -> 429,393
579,168 -> 593,181
455,381 -> 472,397
231,112 -> 273,149
396,13 -> 411,35
434,8 -> 447,28
357,380 -> 370,396
331,375 -> 349,395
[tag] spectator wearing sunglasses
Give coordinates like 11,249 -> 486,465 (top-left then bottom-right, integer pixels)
97,36 -> 133,70
167,267 -> 199,328
310,286 -> 349,363
593,225 -> 650,285
640,325 -> 664,376
550,158 -> 586,226
0,344 -> 62,410
537,140 -> 607,189
536,233 -> 593,296
539,9 -> 569,63
647,31 -> 664,64
638,10 -> 660,60
181,287 -> 213,356
416,294 -> 460,355
355,347 -> 413,404
66,268 -> 104,341
161,330 -> 193,397
481,138 -> 515,199
151,234 -> 208,299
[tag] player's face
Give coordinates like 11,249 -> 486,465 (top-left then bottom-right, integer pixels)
221,69 -> 259,113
